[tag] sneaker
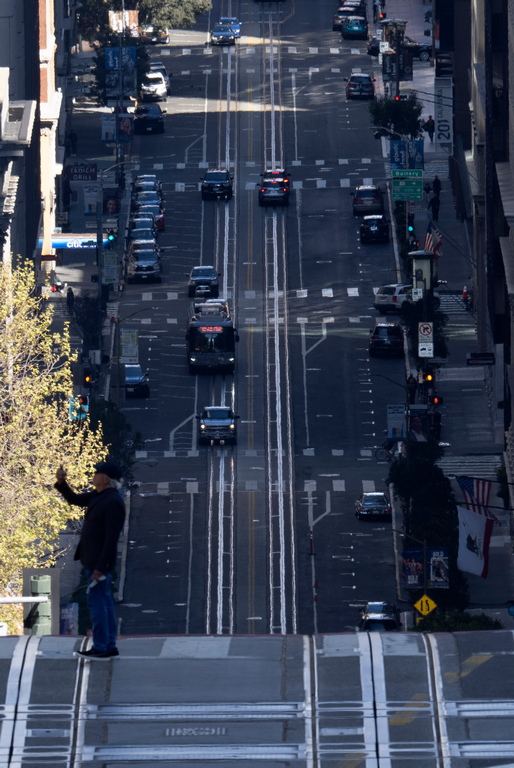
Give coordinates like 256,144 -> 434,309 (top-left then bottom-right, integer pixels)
106,647 -> 119,658
74,648 -> 114,661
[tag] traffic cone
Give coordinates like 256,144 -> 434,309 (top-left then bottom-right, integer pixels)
462,285 -> 469,307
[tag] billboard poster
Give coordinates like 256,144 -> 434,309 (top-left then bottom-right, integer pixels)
402,547 -> 450,589
118,114 -> 134,143
387,404 -> 407,440
390,140 -> 424,170
102,114 -> 116,142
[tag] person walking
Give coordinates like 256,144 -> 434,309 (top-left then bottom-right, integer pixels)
55,462 -> 125,660
423,115 -> 435,142
432,175 -> 442,196
66,286 -> 75,314
428,194 -> 440,221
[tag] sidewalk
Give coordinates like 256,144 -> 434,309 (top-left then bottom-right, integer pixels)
380,0 -> 514,623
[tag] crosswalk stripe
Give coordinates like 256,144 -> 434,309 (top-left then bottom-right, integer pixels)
437,455 -> 502,480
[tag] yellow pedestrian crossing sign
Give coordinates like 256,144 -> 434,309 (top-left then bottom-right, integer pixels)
414,595 -> 437,616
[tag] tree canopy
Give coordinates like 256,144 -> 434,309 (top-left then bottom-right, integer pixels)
77,0 -> 212,42
369,95 -> 424,139
0,263 -> 106,615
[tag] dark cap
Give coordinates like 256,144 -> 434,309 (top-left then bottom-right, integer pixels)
94,461 -> 122,480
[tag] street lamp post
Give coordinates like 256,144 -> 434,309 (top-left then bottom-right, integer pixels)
382,19 -> 407,99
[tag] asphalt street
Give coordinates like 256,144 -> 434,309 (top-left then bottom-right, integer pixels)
113,2 -> 409,638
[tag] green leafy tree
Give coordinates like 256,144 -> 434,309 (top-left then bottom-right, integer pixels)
388,452 -> 469,610
0,263 -> 106,625
369,94 -> 424,139
77,0 -> 212,42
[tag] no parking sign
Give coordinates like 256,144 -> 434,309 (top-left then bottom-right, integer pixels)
418,322 -> 433,358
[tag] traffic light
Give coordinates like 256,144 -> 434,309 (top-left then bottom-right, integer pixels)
407,214 -> 415,233
431,394 -> 444,406
83,367 -> 93,387
423,367 -> 434,383
105,229 -> 117,249
394,95 -> 401,101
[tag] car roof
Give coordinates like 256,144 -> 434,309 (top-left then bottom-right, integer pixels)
356,184 -> 380,190
362,492 -> 387,498
363,214 -> 385,221
206,167 -> 230,173
220,17 -> 239,22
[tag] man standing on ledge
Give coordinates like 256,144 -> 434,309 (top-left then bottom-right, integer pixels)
55,462 -> 125,660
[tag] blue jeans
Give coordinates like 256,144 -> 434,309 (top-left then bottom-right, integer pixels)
85,570 -> 117,652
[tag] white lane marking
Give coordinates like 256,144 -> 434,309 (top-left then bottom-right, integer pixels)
333,480 -> 346,491
347,287 -> 359,296
322,288 -> 333,297
340,178 -> 350,187
362,480 -> 375,492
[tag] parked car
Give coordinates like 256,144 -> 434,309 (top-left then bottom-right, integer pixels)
373,283 -> 441,314
341,16 -> 368,39
130,216 -> 158,237
133,174 -> 163,193
132,181 -> 164,201
332,7 -> 360,31
369,321 -> 404,357
122,364 -> 150,398
140,26 -> 169,45
138,203 -> 165,231
351,184 -> 384,215
132,190 -> 162,209
134,104 -> 165,134
126,250 -> 162,283
201,168 -> 233,201
359,602 -> 401,632
355,492 -> 392,520
360,214 -> 389,243
187,266 -> 220,298
210,24 -> 236,46
219,17 -> 241,37
197,406 -> 239,445
258,169 -> 290,206
345,73 -> 375,100
128,227 -> 156,243
139,71 -> 167,102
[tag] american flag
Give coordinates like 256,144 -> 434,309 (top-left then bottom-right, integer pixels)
455,475 -> 501,524
424,221 -> 443,260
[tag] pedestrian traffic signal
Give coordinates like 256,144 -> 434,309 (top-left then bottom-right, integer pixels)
83,367 -> 93,387
105,229 -> 117,249
394,95 -> 401,101
431,394 -> 443,406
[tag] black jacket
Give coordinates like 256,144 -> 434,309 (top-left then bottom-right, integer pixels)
55,481 -> 125,573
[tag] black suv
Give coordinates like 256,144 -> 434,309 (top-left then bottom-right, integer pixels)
369,322 -> 404,358
187,266 -> 220,298
360,214 -> 389,243
201,169 -> 233,201
134,104 -> 165,134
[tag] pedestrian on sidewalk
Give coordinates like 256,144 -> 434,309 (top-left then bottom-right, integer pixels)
406,374 -> 418,405
423,115 -> 435,142
66,286 -> 75,313
432,175 -> 442,196
428,194 -> 440,221
55,462 -> 125,660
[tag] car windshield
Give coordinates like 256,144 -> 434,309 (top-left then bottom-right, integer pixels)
204,408 -> 231,419
362,496 -> 387,507
206,172 -> 228,181
351,76 -> 371,83
140,205 -> 161,215
192,267 -> 216,278
357,188 -> 379,197
262,181 -> 283,189
194,332 -> 230,353
130,230 -> 154,239
214,26 -> 231,33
